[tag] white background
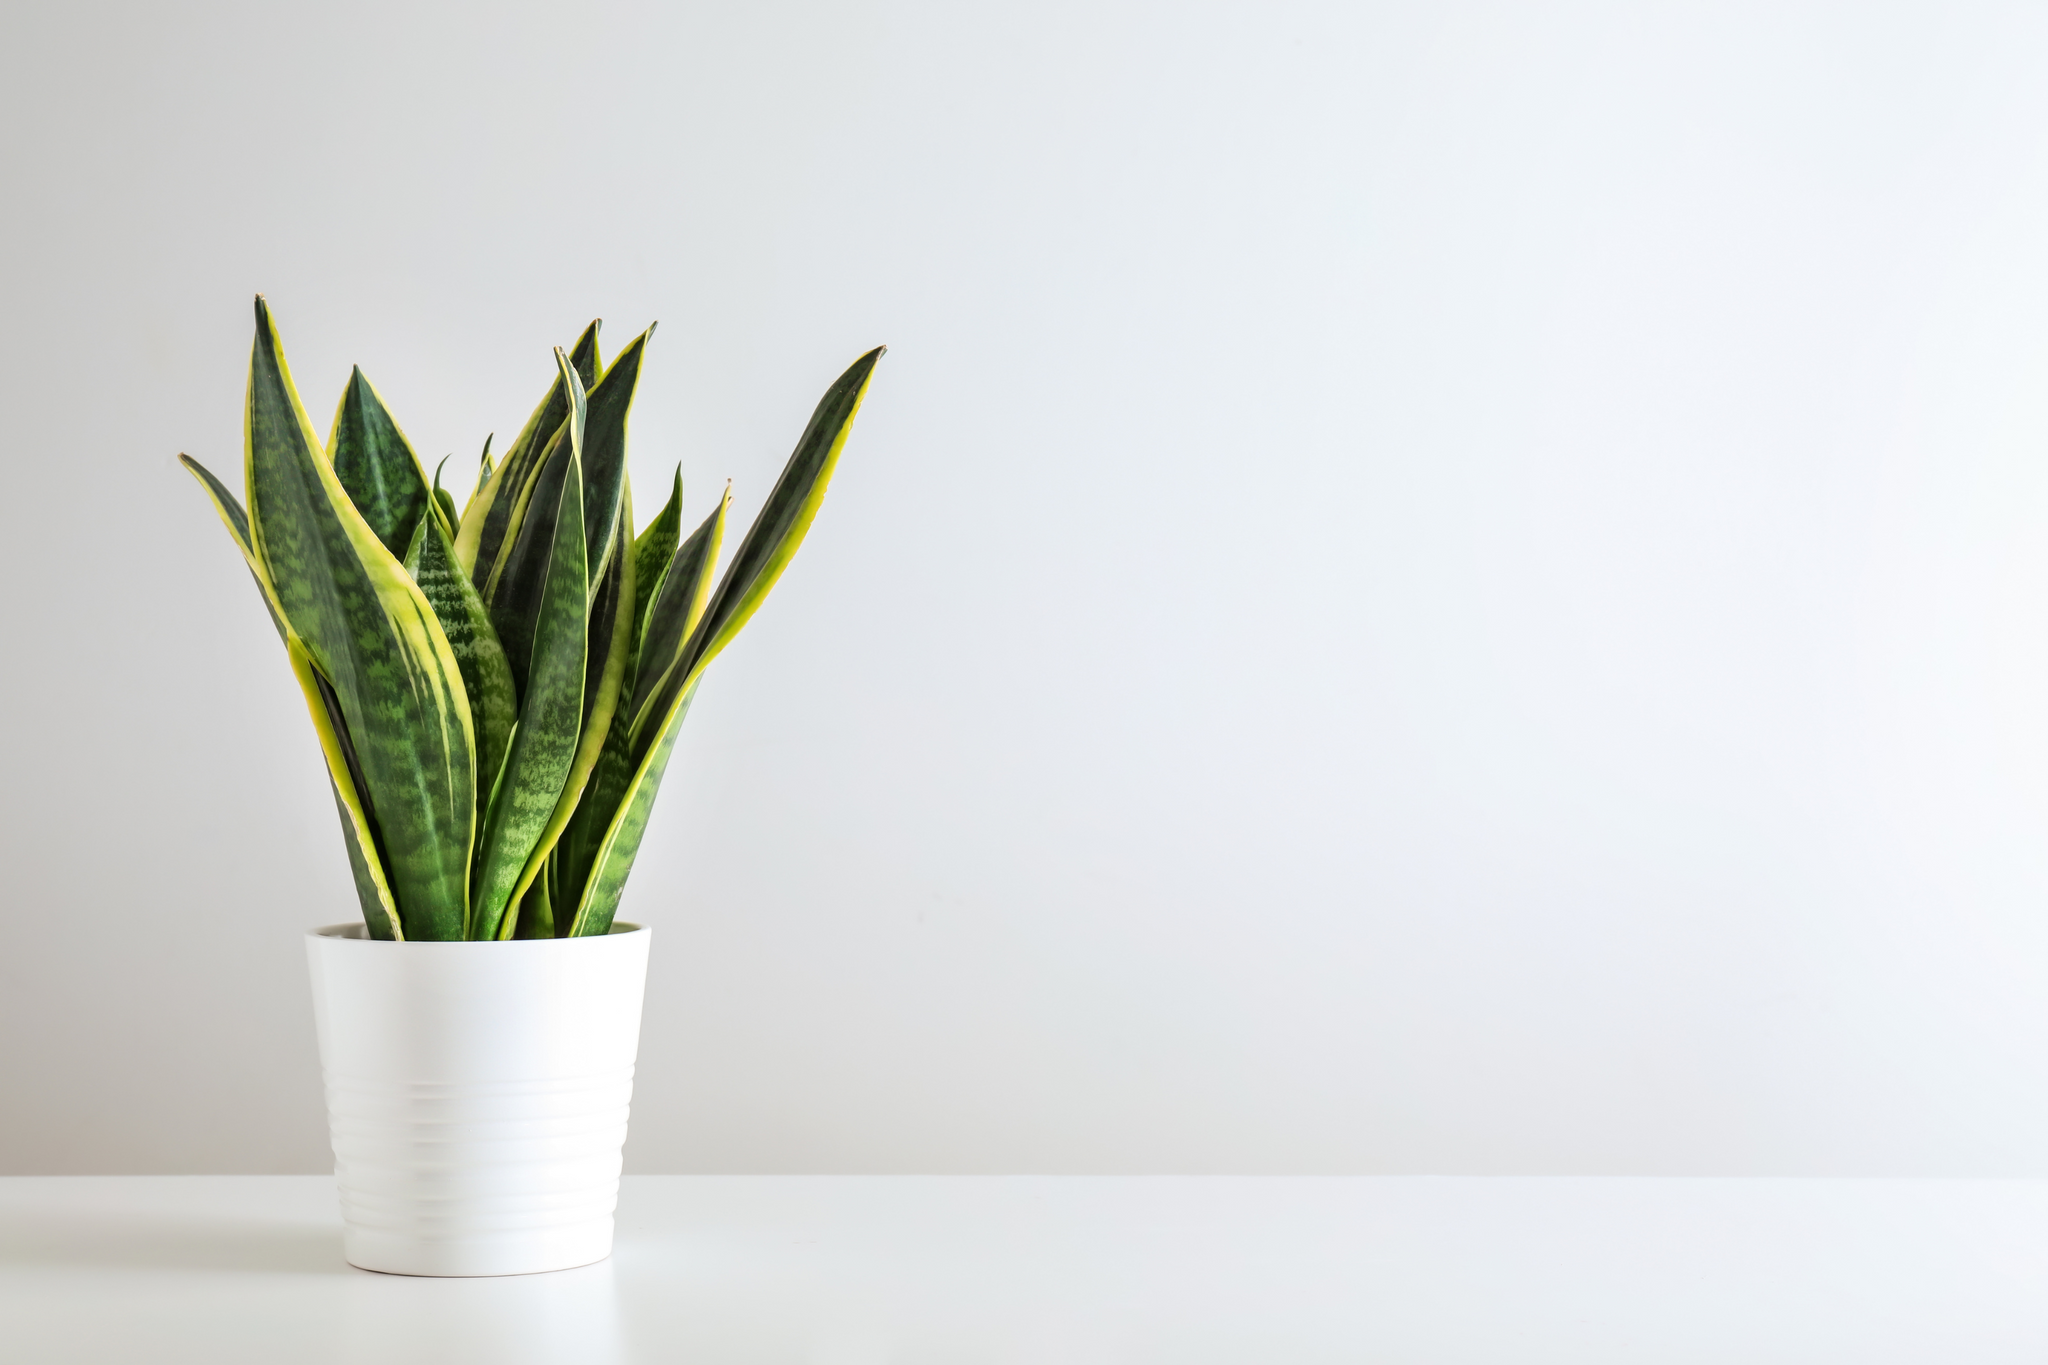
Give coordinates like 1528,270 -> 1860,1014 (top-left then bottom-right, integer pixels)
6,0 -> 2048,1175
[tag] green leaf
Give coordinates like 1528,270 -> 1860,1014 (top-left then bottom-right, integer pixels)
557,492 -> 723,914
511,501 -> 636,929
566,679 -> 698,937
430,457 -> 459,538
330,779 -> 399,940
244,296 -> 475,941
328,366 -> 434,559
289,637 -> 403,941
179,453 -> 287,640
513,856 -> 556,939
630,466 -> 683,639
487,348 -> 589,697
625,494 -> 726,752
568,345 -> 883,934
576,326 -> 651,587
468,353 -> 590,942
457,321 -> 599,587
406,510 -> 518,835
183,448 -> 399,937
463,435 -> 494,521
631,346 -> 883,766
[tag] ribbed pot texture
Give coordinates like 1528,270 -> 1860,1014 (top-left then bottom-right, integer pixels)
305,923 -> 651,1276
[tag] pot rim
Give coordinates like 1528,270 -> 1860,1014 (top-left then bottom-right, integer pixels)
308,922 -> 646,945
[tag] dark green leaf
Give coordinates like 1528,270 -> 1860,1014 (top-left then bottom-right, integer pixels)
517,506 -> 636,917
625,496 -> 725,759
631,347 -> 882,762
289,636 -> 403,942
576,326 -> 651,586
631,466 -> 683,639
407,511 -> 518,833
460,321 -> 599,591
566,680 -> 697,937
329,366 -> 434,558
245,297 -> 475,940
468,357 -> 590,941
568,346 -> 882,934
430,456 -> 459,538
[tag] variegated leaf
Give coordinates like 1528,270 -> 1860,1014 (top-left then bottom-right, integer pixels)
407,509 -> 518,830
469,352 -> 590,941
244,296 -> 475,940
568,346 -> 883,935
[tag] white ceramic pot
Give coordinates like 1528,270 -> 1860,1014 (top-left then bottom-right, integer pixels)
304,922 -> 651,1277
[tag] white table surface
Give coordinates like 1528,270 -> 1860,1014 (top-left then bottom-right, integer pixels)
2,1175 -> 2045,1363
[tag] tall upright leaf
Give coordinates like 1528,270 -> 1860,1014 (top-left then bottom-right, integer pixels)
568,346 -> 883,935
243,296 -> 476,940
488,352 -> 587,695
631,467 -> 683,637
329,366 -> 433,558
405,511 -> 518,825
456,321 -> 600,585
575,326 -> 651,586
557,495 -> 719,919
565,678 -> 698,938
469,355 -> 591,941
514,506 -> 635,932
624,496 -> 726,748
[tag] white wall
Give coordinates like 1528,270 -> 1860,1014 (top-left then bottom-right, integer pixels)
6,0 -> 2048,1174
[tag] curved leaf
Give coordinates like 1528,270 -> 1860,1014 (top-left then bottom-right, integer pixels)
244,296 -> 475,940
461,434 -> 494,522
569,345 -> 883,934
183,450 -> 398,937
180,453 -> 287,639
630,347 -> 881,766
289,637 -> 402,941
430,456 -> 458,538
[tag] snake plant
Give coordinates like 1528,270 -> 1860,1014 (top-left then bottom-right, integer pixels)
183,298 -> 882,940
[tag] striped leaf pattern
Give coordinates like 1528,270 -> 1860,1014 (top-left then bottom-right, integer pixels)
469,353 -> 591,942
243,298 -> 475,940
406,510 -> 518,827
181,298 -> 882,941
563,347 -> 883,935
329,367 -> 434,558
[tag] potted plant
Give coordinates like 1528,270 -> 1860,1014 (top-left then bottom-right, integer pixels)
181,298 -> 882,1275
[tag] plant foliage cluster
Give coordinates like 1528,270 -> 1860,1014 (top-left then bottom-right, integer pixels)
184,299 -> 882,940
